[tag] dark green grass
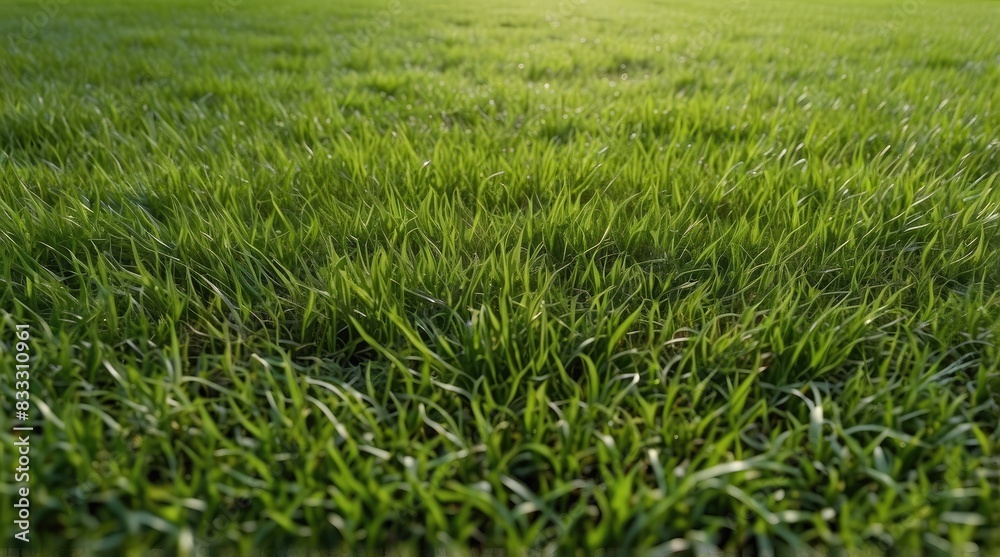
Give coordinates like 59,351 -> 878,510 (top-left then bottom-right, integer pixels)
1,0 -> 999,554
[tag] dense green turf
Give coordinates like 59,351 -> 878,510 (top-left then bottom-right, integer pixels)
1,0 -> 999,554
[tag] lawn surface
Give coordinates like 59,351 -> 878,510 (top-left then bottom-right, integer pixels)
1,0 -> 999,554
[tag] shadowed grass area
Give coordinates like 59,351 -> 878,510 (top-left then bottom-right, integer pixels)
0,0 -> 998,554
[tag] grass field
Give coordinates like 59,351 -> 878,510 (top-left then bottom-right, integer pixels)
1,0 -> 999,554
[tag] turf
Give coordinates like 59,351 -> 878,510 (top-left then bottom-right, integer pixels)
1,0 -> 999,554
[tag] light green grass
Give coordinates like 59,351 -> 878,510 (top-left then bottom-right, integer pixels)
1,0 -> 999,554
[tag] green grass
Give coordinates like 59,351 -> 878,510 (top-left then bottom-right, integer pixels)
1,0 -> 999,554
